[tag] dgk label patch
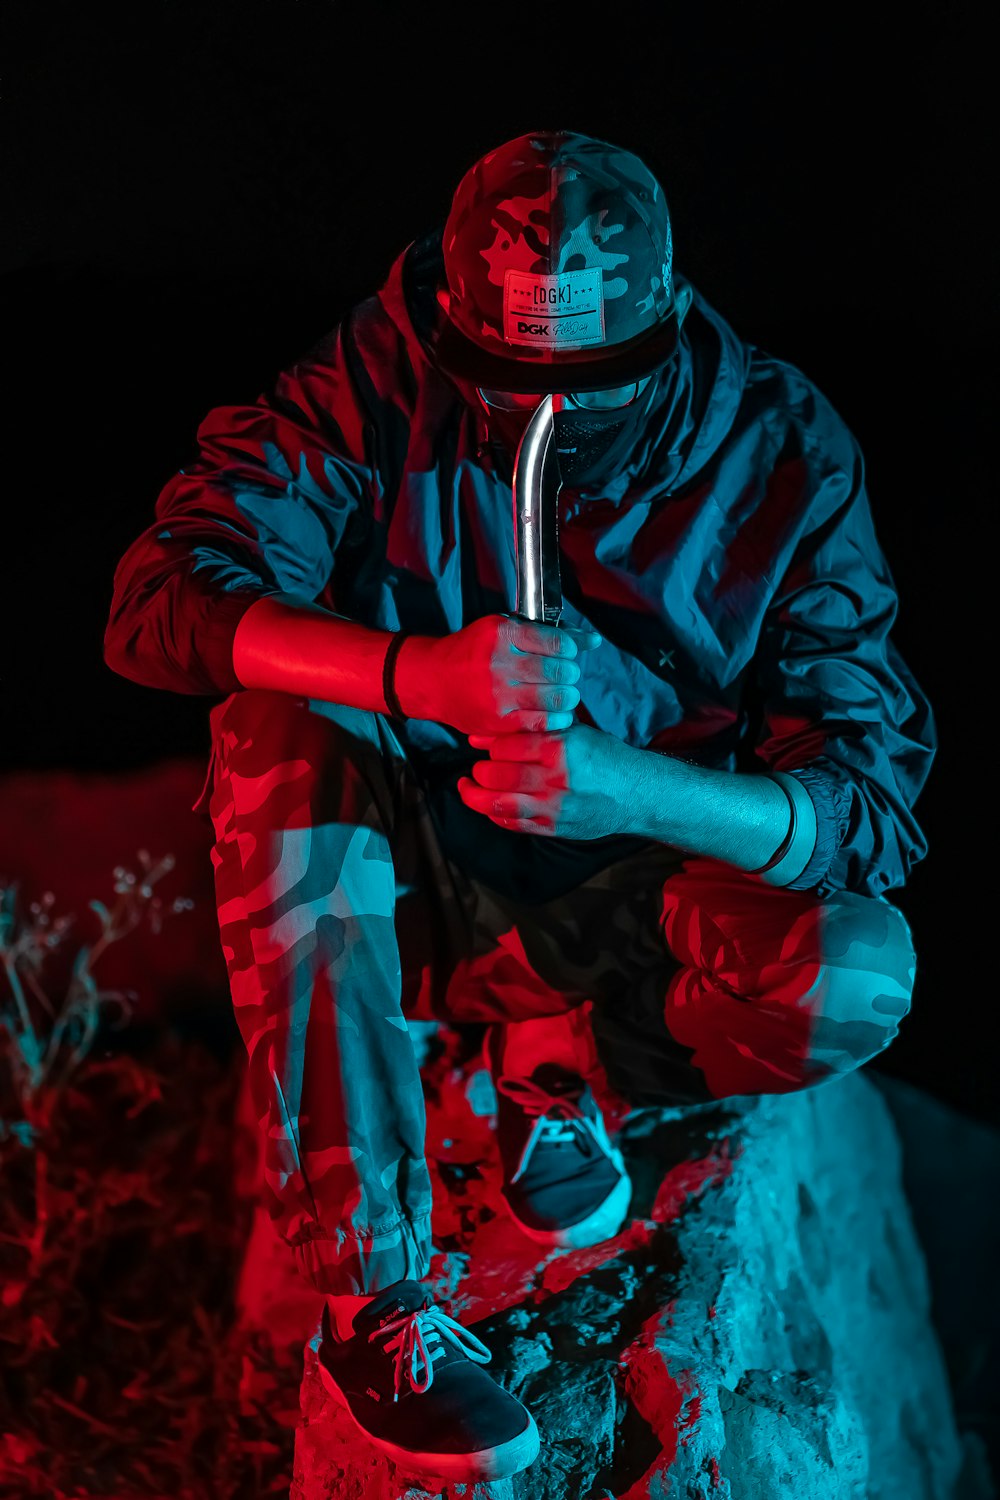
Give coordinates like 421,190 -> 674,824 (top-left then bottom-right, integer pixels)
503,268 -> 605,349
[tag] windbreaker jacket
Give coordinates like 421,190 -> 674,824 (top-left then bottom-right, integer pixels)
104,229 -> 936,900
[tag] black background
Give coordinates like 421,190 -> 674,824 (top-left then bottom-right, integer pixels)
1,4 -> 993,1121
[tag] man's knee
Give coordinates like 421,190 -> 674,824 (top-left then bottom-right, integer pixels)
658,863 -> 917,1097
214,689 -> 391,766
209,690 -> 405,840
214,689 -> 409,792
806,893 -> 916,1078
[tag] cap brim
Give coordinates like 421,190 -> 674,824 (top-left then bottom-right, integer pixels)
405,227 -> 681,395
429,309 -> 681,393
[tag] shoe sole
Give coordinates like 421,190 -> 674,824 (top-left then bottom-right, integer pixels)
504,1155 -> 633,1248
316,1359 -> 541,1482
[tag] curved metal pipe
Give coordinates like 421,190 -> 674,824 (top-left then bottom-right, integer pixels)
512,394 -> 563,625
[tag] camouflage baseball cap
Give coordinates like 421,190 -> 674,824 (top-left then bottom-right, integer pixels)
426,129 -> 680,393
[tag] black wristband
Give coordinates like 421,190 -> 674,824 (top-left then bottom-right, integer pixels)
381,631 -> 412,720
750,775 -> 798,875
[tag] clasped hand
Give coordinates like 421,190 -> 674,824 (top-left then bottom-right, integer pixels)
457,722 -> 634,840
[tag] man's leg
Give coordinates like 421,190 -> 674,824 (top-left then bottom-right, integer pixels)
652,855 -> 917,1101
209,696 -> 545,1476
418,834 -> 915,1115
207,688 -> 446,1298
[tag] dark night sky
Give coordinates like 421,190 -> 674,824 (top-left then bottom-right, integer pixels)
0,3 -> 994,1120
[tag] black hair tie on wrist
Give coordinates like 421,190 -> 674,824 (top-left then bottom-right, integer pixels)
381,631 -> 412,721
751,776 -> 797,875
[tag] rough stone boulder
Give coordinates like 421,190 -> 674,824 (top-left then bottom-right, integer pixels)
290,1028 -> 969,1500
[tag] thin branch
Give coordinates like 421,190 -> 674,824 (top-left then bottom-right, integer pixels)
1,955 -> 40,1067
45,1391 -> 123,1441
21,967 -> 57,1020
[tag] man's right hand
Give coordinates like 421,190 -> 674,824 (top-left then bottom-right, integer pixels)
395,613 -> 602,736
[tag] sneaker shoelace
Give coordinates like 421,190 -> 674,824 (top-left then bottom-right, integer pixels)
373,1303 -> 492,1403
496,1074 -> 603,1184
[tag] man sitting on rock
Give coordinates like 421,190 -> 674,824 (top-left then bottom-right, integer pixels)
104,130 -> 935,1485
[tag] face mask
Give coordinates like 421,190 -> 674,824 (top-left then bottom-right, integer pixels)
551,375 -> 660,487
473,368 -> 666,486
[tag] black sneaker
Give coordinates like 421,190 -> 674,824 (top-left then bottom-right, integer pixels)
316,1281 -> 540,1482
484,1026 -> 632,1249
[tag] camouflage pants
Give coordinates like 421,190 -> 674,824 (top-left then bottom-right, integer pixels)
204,689 -> 916,1296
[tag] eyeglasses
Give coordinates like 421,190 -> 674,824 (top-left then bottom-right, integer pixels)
477,377 -> 651,413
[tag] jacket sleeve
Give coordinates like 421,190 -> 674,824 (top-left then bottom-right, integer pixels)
750,440 -> 936,899
104,319 -> 377,696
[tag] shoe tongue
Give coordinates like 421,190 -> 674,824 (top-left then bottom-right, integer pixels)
530,1062 -> 585,1100
352,1281 -> 428,1339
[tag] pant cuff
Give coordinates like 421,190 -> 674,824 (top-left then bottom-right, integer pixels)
291,1211 -> 434,1296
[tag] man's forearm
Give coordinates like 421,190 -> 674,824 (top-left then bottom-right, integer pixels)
231,593 -> 440,717
616,743 -> 817,886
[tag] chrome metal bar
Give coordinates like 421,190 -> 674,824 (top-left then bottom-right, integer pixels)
511,395 -> 563,625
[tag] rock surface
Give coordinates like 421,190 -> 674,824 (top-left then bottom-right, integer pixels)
283,1026 -> 970,1499
870,1071 -> 1000,1494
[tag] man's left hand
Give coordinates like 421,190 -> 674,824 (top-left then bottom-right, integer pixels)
456,723 -> 636,839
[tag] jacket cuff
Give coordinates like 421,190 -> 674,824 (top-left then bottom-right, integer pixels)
194,586 -> 274,694
776,767 -> 853,893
